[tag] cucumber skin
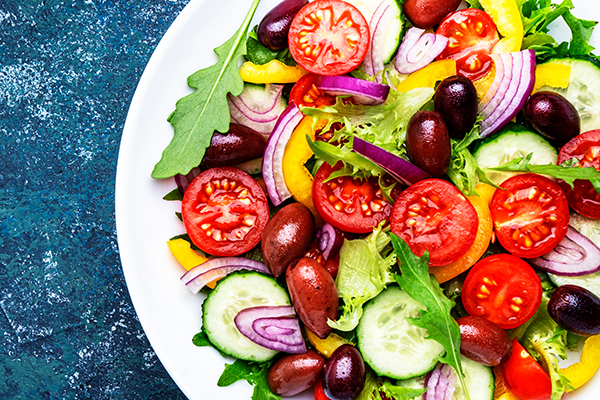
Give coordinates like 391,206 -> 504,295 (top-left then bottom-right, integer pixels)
201,271 -> 291,362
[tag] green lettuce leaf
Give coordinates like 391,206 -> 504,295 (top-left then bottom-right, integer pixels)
391,234 -> 470,400
152,0 -> 261,179
218,359 -> 280,400
329,224 -> 396,331
357,369 -> 426,400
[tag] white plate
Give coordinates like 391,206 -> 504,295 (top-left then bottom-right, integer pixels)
115,0 -> 600,399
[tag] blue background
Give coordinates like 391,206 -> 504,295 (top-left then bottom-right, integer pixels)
1,1 -> 191,398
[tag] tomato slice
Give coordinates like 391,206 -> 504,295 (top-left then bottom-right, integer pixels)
436,9 -> 499,80
181,167 -> 269,256
490,173 -> 569,258
462,254 -> 542,329
312,162 -> 392,234
290,73 -> 337,109
502,339 -> 552,400
288,0 -> 370,76
390,179 -> 478,266
557,129 -> 600,219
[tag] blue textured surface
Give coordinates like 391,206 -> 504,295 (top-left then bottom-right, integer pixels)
1,1 -> 190,398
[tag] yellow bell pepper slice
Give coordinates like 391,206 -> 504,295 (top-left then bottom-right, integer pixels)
396,60 -> 457,92
431,185 -> 494,284
167,238 -> 218,289
561,335 -> 600,391
305,327 -> 353,358
479,0 -> 524,54
282,116 -> 321,221
239,60 -> 308,84
533,63 -> 571,93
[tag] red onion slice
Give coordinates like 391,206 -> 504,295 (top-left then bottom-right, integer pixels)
528,226 -> 600,276
262,102 -> 304,206
316,223 -> 344,260
478,50 -> 536,138
235,306 -> 307,353
353,136 -> 431,185
228,84 -> 287,136
363,1 -> 393,82
317,76 -> 390,105
174,167 -> 200,194
425,363 -> 457,400
180,257 -> 270,294
395,28 -> 449,75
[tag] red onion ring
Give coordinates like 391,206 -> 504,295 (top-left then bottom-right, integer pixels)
317,75 -> 390,105
316,223 -> 344,260
395,28 -> 449,75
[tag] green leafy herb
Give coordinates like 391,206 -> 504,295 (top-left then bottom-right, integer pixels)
152,0 -> 262,179
163,187 -> 183,201
390,234 -> 470,400
218,359 -> 280,400
246,26 -> 296,66
192,329 -> 212,347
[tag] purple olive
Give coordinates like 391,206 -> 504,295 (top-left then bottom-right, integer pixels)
523,91 -> 581,146
267,350 -> 325,396
548,284 -> 600,336
406,111 -> 451,177
257,0 -> 308,51
202,123 -> 266,167
434,75 -> 478,139
322,344 -> 365,400
457,315 -> 512,366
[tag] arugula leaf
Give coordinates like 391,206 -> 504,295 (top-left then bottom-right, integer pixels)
218,359 -> 280,400
191,329 -> 212,347
151,0 -> 262,179
246,26 -> 296,66
390,234 -> 470,400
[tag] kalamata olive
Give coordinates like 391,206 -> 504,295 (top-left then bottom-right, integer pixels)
322,344 -> 365,400
434,75 -> 478,139
262,203 -> 315,278
457,316 -> 512,366
548,284 -> 600,336
286,257 -> 338,339
267,350 -> 326,396
406,111 -> 451,177
257,0 -> 308,50
202,123 -> 266,168
403,0 -> 461,29
523,91 -> 581,146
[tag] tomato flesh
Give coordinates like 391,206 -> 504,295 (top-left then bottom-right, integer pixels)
490,173 -> 569,258
462,254 -> 542,329
558,129 -> 600,219
502,339 -> 552,400
390,178 -> 478,266
312,162 -> 392,234
290,73 -> 337,109
436,9 -> 499,80
181,167 -> 269,256
288,0 -> 370,76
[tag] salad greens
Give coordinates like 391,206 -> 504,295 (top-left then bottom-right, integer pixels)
151,0 -> 262,179
218,359 -> 281,400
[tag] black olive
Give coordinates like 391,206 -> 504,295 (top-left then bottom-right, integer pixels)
523,91 -> 581,146
257,0 -> 308,51
548,284 -> 600,336
434,75 -> 478,139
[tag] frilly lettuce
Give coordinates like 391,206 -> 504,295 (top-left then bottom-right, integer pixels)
328,224 -> 396,331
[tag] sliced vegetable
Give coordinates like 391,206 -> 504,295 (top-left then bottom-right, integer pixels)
262,102 -> 304,205
533,63 -> 571,93
424,357 -> 494,400
352,136 -> 431,186
181,257 -> 271,294
362,0 -> 395,80
228,83 -> 288,135
424,363 -> 457,400
289,74 -> 336,109
560,334 -> 600,391
234,305 -> 306,354
304,328 -> 352,358
317,75 -> 390,105
394,27 -> 448,75
478,50 -> 536,138
315,223 -> 344,261
501,339 -> 552,400
239,59 -> 308,84
396,59 -> 456,93
479,0 -> 523,54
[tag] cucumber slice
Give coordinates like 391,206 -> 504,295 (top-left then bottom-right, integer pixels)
343,0 -> 402,63
202,271 -> 291,362
357,286 -> 445,379
539,58 -> 600,132
472,123 -> 558,185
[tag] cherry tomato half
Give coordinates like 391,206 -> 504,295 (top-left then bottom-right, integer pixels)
390,178 -> 478,266
436,8 -> 499,80
290,73 -> 337,109
558,129 -> 600,219
502,339 -> 552,400
288,0 -> 370,76
181,167 -> 269,256
312,162 -> 392,234
462,254 -> 542,329
490,173 -> 569,258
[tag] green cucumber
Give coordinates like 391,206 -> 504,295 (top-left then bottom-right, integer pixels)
356,286 -> 445,379
472,123 -> 558,185
202,271 -> 291,362
539,57 -> 600,133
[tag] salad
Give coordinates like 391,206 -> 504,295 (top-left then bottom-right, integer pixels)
149,0 -> 600,399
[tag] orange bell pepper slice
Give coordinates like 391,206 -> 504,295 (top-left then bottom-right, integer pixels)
239,60 -> 308,84
396,60 -> 457,92
430,184 -> 494,283
167,238 -> 218,289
